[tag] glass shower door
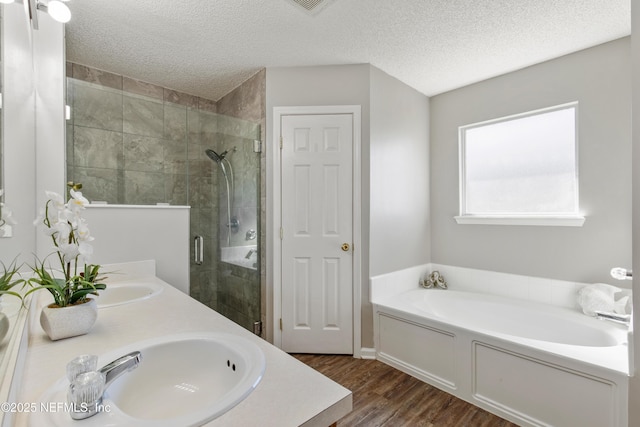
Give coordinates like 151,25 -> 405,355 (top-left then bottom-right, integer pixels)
188,110 -> 261,333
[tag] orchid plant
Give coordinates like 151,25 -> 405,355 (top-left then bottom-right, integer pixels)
26,182 -> 106,307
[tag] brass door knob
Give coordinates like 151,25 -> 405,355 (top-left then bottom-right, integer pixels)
341,243 -> 350,252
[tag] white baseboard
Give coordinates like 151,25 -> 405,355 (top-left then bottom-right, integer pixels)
360,347 -> 376,360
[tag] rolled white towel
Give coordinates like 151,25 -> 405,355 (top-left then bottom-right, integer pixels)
614,295 -> 630,315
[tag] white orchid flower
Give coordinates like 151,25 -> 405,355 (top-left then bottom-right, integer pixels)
58,242 -> 80,263
45,191 -> 65,211
43,225 -> 57,237
53,221 -> 72,244
76,220 -> 94,242
60,207 -> 81,226
69,189 -> 90,210
78,242 -> 93,261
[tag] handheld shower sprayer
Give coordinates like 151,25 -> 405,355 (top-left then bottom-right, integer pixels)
205,148 -> 237,245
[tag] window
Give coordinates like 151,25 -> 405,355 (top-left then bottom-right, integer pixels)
456,102 -> 584,226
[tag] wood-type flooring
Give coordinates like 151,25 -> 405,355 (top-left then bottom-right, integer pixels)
293,354 -> 519,427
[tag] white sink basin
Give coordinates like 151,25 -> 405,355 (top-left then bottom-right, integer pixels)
96,280 -> 163,308
32,332 -> 266,427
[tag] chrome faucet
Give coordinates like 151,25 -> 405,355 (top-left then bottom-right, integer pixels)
245,248 -> 258,259
594,311 -> 631,325
68,351 -> 142,420
99,351 -> 142,389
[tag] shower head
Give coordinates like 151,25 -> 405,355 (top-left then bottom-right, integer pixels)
205,149 -> 227,163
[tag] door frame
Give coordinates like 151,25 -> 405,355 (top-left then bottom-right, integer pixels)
271,105 -> 362,357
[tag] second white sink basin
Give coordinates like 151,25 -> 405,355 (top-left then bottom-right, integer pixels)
32,332 -> 266,427
96,280 -> 163,308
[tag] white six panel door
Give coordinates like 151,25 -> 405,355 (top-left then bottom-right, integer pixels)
281,113 -> 354,354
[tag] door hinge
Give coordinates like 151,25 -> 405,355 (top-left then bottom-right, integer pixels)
253,139 -> 262,153
280,227 -> 284,240
279,318 -> 283,330
280,135 -> 283,149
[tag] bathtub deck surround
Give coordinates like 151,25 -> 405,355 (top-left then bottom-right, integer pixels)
12,262 -> 351,426
370,265 -> 630,427
371,263 -> 632,310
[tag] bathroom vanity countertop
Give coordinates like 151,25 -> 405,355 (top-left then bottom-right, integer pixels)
12,273 -> 352,427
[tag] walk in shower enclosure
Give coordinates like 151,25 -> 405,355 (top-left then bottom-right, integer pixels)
65,71 -> 261,332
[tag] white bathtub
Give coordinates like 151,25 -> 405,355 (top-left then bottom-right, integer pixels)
373,288 -> 629,427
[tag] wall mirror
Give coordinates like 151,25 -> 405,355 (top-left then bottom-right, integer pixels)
0,4 -> 36,426
0,7 -> 5,237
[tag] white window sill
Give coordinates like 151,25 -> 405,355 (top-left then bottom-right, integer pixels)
454,215 -> 586,227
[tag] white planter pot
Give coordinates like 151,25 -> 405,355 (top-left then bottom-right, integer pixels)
40,298 -> 98,341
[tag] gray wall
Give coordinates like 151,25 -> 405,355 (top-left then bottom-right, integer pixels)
266,64 -> 430,349
369,66 -> 430,277
430,38 -> 632,284
367,67 -> 430,349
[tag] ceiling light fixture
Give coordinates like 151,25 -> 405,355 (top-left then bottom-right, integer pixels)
0,0 -> 16,5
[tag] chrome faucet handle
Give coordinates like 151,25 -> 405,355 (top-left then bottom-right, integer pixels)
66,354 -> 99,382
419,273 -> 433,288
420,271 -> 448,289
68,371 -> 105,420
429,271 -> 447,289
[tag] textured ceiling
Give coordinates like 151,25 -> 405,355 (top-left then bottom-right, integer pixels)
65,0 -> 631,101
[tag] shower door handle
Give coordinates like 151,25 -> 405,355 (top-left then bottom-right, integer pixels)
194,235 -> 204,265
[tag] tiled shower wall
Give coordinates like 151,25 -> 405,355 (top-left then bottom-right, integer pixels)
66,63 -> 265,332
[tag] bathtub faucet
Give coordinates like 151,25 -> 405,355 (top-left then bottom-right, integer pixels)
420,271 -> 447,289
245,248 -> 258,259
594,311 -> 631,325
